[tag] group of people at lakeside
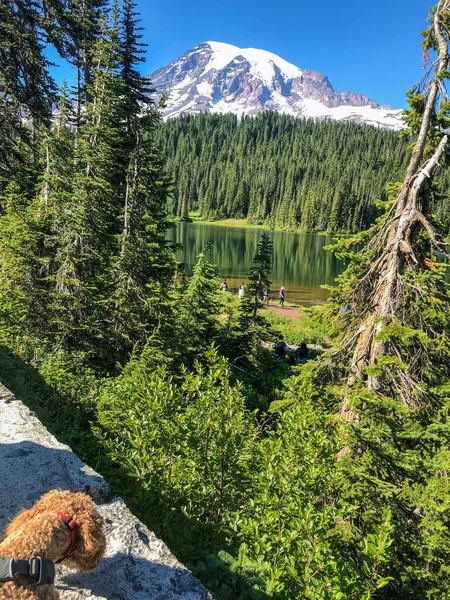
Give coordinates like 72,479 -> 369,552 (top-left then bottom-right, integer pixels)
220,279 -> 286,306
219,278 -> 308,364
273,339 -> 310,364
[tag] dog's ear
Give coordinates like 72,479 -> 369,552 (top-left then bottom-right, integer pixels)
64,507 -> 106,571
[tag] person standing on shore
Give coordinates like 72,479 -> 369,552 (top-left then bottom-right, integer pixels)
238,282 -> 245,299
279,286 -> 285,306
263,286 -> 270,306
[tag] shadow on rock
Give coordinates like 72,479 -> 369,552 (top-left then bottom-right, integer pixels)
60,554 -> 212,599
0,440 -> 110,531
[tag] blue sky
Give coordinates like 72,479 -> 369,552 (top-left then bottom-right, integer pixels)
50,0 -> 433,109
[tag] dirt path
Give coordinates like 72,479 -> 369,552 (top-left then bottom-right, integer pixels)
266,304 -> 304,321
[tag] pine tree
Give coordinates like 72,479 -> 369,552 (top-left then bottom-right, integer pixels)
235,233 -> 274,362
172,246 -> 220,367
108,0 -> 175,359
63,0 -> 109,125
303,3 -> 450,596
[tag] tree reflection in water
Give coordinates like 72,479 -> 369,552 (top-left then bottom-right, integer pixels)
167,223 -> 344,304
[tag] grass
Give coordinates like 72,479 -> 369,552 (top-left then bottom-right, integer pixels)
174,212 -> 350,238
185,214 -> 345,237
262,305 -> 337,347
188,214 -> 268,229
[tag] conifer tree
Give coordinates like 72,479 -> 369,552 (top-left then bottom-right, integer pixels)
120,0 -> 151,137
235,233 -> 273,359
63,0 -> 109,125
154,112 -> 417,234
33,84 -> 78,343
306,3 -> 450,596
325,0 -> 450,410
42,12 -> 125,357
0,181 -> 44,340
0,0 -> 177,369
0,0 -> 57,191
0,13 -> 124,354
0,0 -> 56,127
109,0 -> 175,357
173,247 -> 220,367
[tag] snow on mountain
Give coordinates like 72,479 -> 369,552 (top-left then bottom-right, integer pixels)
148,41 -> 404,130
203,41 -> 303,84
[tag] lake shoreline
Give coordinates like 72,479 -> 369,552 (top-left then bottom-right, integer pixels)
174,214 -> 336,236
167,222 -> 343,305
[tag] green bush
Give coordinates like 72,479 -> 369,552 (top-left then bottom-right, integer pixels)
262,305 -> 339,347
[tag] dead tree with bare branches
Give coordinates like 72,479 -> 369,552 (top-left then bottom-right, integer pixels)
323,0 -> 450,416
290,5 -> 450,596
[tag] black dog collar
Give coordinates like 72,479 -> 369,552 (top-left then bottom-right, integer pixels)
0,557 -> 55,585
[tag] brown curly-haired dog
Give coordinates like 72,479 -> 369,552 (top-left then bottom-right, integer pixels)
0,490 -> 106,599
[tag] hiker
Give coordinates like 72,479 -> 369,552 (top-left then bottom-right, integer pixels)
279,286 -> 285,306
238,282 -> 245,299
273,338 -> 288,360
295,342 -> 309,365
221,278 -> 228,292
263,286 -> 270,306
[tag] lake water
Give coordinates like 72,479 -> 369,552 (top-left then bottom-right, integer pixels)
166,222 -> 345,304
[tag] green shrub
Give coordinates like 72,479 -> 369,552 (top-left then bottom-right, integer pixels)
262,305 -> 339,347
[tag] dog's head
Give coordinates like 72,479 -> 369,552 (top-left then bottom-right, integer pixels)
7,490 -> 106,571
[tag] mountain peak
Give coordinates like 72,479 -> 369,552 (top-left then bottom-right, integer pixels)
202,41 -> 303,84
148,41 -> 403,130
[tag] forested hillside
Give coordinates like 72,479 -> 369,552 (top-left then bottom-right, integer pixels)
155,112 -> 450,233
1,1 -> 450,600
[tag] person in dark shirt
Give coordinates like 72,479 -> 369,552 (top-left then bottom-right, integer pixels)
295,342 -> 309,365
273,338 -> 288,360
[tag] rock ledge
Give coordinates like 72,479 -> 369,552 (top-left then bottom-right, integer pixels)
0,384 -> 212,599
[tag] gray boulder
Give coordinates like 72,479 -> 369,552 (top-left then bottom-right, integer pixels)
0,385 -> 212,599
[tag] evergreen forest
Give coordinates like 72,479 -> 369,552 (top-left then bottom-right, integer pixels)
1,1 -> 450,599
155,112 -> 450,234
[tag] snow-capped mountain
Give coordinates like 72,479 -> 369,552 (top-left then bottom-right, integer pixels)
148,41 -> 404,130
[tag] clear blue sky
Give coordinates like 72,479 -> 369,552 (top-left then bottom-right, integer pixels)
50,0 -> 433,109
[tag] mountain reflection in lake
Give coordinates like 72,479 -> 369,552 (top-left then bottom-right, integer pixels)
166,222 -> 345,305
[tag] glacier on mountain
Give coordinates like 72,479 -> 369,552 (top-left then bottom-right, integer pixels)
148,41 -> 404,130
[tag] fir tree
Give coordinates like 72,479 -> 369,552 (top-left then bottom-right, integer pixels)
63,0 -> 109,125
304,3 -> 450,596
109,0 -> 175,356
153,112 -> 419,234
120,0 -> 152,138
239,233 -> 273,330
234,233 -> 274,364
172,246 -> 220,367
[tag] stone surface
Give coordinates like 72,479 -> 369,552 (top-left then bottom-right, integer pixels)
0,385 -> 212,599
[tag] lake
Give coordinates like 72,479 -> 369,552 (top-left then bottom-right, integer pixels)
166,222 -> 345,304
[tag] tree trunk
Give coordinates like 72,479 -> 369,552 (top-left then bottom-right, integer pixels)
338,0 -> 450,415
348,137 -> 447,400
